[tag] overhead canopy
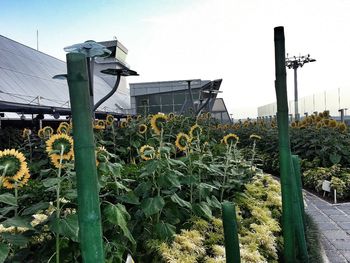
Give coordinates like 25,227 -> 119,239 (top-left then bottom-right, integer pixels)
0,35 -> 131,117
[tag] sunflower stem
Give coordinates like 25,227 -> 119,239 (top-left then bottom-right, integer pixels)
250,140 -> 257,177
27,134 -> 32,163
14,182 -> 18,217
220,143 -> 233,202
56,144 -> 64,263
0,164 -> 9,188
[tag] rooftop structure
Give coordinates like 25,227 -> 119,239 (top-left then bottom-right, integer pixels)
0,35 -> 132,120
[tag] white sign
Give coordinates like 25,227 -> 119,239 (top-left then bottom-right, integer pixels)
322,180 -> 331,192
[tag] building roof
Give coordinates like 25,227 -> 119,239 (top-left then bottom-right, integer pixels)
0,35 -> 131,118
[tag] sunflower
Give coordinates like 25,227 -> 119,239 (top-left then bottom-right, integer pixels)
126,115 -> 132,122
0,149 -> 28,181
175,132 -> 190,151
189,124 -> 202,139
22,128 -> 31,138
106,114 -> 114,126
57,123 -> 70,135
49,154 -> 74,169
138,124 -> 147,134
206,112 -> 211,118
168,112 -> 175,120
136,115 -> 143,121
150,114 -> 167,135
46,134 -> 74,159
140,145 -> 155,161
38,129 -> 44,139
94,120 -> 106,130
316,122 -> 323,129
250,134 -> 262,140
328,119 -> 337,128
315,116 -> 322,122
120,121 -> 128,128
337,122 -> 347,133
222,133 -> 239,145
96,146 -> 109,163
291,122 -> 297,128
323,119 -> 330,126
2,168 -> 30,189
43,126 -> 54,137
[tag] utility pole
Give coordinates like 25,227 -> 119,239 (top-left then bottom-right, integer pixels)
286,54 -> 316,121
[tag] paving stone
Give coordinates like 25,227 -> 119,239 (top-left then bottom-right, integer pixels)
332,240 -> 350,250
324,250 -> 348,262
322,230 -> 349,240
337,222 -> 350,231
321,236 -> 336,250
340,250 -> 350,261
322,209 -> 345,216
329,215 -> 350,222
313,215 -> 333,223
316,222 -> 341,231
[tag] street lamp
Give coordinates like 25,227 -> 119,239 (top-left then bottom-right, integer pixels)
286,54 -> 316,121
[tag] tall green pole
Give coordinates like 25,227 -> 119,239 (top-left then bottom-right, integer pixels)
274,26 -> 296,262
222,202 -> 240,263
292,155 -> 309,262
66,53 -> 105,262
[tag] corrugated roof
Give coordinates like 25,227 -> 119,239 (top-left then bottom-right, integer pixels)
0,35 -> 131,113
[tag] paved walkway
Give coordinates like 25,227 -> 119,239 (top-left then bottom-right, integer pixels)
304,191 -> 350,262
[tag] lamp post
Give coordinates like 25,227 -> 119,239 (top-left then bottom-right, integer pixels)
286,54 -> 316,121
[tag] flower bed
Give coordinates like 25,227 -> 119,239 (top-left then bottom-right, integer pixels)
0,113 -> 285,262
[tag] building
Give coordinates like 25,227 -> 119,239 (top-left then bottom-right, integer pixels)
0,35 -> 132,123
130,79 -> 231,123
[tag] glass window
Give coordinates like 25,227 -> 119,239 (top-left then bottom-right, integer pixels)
174,92 -> 186,104
160,94 -> 173,105
149,105 -> 161,114
161,105 -> 173,113
137,106 -> 149,115
149,94 -> 161,106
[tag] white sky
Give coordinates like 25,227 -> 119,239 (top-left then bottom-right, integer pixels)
2,0 -> 350,118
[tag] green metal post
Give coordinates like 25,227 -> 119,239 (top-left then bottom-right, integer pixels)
222,202 -> 240,263
274,26 -> 296,262
66,53 -> 105,262
292,155 -> 306,225
292,155 -> 309,262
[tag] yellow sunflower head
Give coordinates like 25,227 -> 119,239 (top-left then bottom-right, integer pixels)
168,112 -> 175,120
316,122 -> 323,129
96,146 -> 109,163
120,121 -> 128,128
323,119 -> 330,126
43,126 -> 54,137
249,134 -> 262,140
0,149 -> 28,182
57,123 -> 70,135
37,129 -> 44,139
175,132 -> 190,151
22,128 -> 32,138
49,154 -> 74,169
323,110 -> 330,118
106,114 -> 114,126
3,168 -> 30,189
136,115 -> 143,121
329,119 -> 337,128
46,134 -> 74,159
126,115 -> 133,122
337,122 -> 347,133
94,120 -> 106,130
291,122 -> 297,128
138,124 -> 147,134
189,124 -> 202,139
223,133 -> 239,145
315,116 -> 322,122
140,145 -> 155,161
150,114 -> 168,135
206,112 -> 211,119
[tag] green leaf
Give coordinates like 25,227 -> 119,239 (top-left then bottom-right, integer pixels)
2,216 -> 34,230
330,153 -> 341,165
104,204 -> 135,244
141,196 -> 165,217
42,177 -> 61,188
154,222 -> 176,240
158,173 -> 181,189
21,202 -> 50,216
0,243 -> 9,263
39,168 -> 52,177
167,159 -> 186,167
116,191 -> 140,205
0,207 -> 14,217
0,233 -> 29,247
206,196 -> 221,209
49,214 -> 79,242
134,182 -> 152,198
192,202 -> 212,220
170,193 -> 191,209
0,193 -> 17,206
